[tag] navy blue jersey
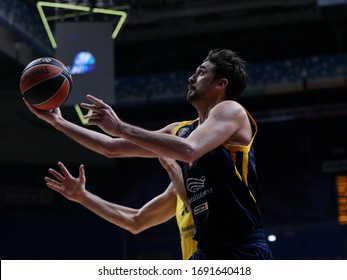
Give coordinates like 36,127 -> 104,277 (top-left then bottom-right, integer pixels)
173,113 -> 264,249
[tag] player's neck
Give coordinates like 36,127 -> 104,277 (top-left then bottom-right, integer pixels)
195,97 -> 225,124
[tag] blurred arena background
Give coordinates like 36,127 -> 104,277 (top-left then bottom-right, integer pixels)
1,0 -> 347,259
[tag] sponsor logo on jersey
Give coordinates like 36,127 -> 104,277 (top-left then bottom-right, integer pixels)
187,176 -> 206,193
193,202 -> 208,215
188,188 -> 213,204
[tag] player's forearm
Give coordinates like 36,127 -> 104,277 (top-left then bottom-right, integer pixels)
159,158 -> 190,209
76,190 -> 142,234
166,170 -> 190,210
51,116 -> 108,155
51,116 -> 121,158
76,187 -> 175,234
52,117 -> 158,158
116,123 -> 196,163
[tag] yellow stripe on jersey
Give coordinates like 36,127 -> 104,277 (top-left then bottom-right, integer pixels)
173,120 -> 198,259
172,119 -> 198,136
175,196 -> 197,260
223,110 -> 258,203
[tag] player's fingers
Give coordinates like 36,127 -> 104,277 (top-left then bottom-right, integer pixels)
80,102 -> 100,111
86,94 -> 106,107
57,161 -> 73,178
22,98 -> 37,112
83,115 -> 103,125
45,177 -> 63,191
48,168 -> 65,181
79,164 -> 86,182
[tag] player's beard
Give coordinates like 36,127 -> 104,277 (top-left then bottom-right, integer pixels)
186,89 -> 198,104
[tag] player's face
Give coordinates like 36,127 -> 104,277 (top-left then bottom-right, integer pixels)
187,61 -> 217,103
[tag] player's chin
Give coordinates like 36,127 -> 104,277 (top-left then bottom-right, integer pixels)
186,90 -> 197,103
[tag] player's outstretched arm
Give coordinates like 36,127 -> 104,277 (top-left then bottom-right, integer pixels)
81,95 -> 195,162
82,95 -> 248,163
23,98 -> 168,158
45,162 -> 177,234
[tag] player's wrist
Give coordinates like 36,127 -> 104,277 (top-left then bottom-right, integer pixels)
51,114 -> 65,129
73,188 -> 93,205
72,188 -> 89,203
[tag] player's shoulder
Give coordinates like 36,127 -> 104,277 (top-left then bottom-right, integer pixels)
212,100 -> 247,117
216,100 -> 243,109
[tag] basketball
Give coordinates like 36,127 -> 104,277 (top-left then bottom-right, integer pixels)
20,57 -> 73,110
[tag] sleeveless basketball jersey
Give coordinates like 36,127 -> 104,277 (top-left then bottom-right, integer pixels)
175,196 -> 197,260
172,123 -> 197,260
173,113 -> 264,249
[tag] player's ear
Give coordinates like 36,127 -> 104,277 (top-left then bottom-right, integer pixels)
216,78 -> 228,89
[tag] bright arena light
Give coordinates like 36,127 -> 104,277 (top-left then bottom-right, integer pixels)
268,235 -> 277,242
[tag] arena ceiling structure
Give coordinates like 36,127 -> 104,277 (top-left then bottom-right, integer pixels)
1,0 -> 347,83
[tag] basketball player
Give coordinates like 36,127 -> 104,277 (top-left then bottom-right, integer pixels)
44,158 -> 196,260
24,49 -> 272,259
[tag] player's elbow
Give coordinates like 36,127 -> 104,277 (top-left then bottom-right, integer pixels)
104,149 -> 120,158
127,215 -> 147,235
182,152 -> 196,163
118,220 -> 144,235
127,226 -> 143,235
180,145 -> 198,163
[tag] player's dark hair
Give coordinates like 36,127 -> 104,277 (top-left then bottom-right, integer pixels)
204,49 -> 248,100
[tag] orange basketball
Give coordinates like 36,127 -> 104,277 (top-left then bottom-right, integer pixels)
20,57 -> 73,110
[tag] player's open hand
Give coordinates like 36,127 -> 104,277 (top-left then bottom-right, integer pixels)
23,97 -> 62,124
80,94 -> 124,136
45,161 -> 86,202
